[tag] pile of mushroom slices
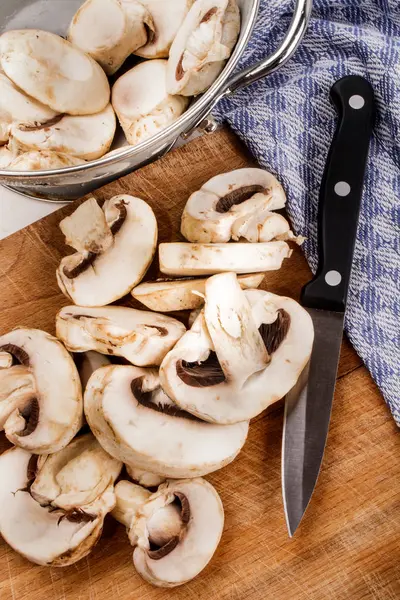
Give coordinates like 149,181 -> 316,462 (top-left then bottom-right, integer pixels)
0,0 -> 240,171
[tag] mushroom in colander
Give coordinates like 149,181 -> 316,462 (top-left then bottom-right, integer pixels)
181,167 -> 304,243
0,30 -> 110,115
84,364 -> 249,478
5,150 -> 84,171
135,0 -> 195,59
56,305 -> 186,367
112,60 -> 189,146
9,104 -> 116,161
68,0 -> 155,75
167,0 -> 240,96
57,195 -> 158,307
160,272 -> 314,424
0,443 -> 119,566
112,478 -> 224,587
0,328 -> 83,454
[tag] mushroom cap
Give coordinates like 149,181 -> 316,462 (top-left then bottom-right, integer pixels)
131,272 -> 265,312
30,432 -> 122,511
68,0 -> 154,75
57,195 -> 158,307
181,167 -> 292,243
0,73 -> 57,144
0,328 -> 83,454
132,478 -> 224,587
56,305 -> 186,367
135,0 -> 195,59
0,30 -> 110,115
159,241 -> 291,276
160,277 -> 314,424
6,150 -> 84,171
9,104 -> 116,161
84,364 -> 249,477
0,447 -> 106,566
112,60 -> 188,146
167,0 -> 240,96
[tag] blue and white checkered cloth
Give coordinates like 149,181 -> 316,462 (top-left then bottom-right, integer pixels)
214,0 -> 400,424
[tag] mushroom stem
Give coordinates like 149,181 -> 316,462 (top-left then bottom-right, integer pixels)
0,366 -> 36,429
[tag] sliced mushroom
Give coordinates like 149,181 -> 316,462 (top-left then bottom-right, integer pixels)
135,0 -> 195,59
84,364 -> 249,477
60,197 -> 114,255
57,195 -> 158,306
68,0 -> 154,76
125,465 -> 166,489
181,167 -> 303,243
6,150 -> 84,171
30,432 -> 122,512
0,73 -> 58,144
56,305 -> 186,366
0,328 -> 83,454
160,273 -> 314,424
0,446 -> 113,566
159,241 -> 291,276
131,272 -> 264,312
9,104 -> 116,161
0,145 -> 16,168
0,30 -> 110,115
112,60 -> 189,146
76,351 -> 111,390
114,478 -> 224,587
0,349 -> 13,368
167,0 -> 240,96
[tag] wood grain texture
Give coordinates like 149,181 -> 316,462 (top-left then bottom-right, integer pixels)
0,128 -> 398,600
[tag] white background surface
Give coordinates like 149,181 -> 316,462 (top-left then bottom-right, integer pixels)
0,185 -> 65,240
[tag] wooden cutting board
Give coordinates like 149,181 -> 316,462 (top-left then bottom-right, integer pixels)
0,128 -> 399,600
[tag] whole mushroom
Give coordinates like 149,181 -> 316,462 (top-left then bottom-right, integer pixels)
6,150 -> 84,171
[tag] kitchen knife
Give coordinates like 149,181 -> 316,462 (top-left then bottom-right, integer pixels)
282,75 -> 375,537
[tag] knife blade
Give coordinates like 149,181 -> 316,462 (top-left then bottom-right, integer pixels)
282,75 -> 375,537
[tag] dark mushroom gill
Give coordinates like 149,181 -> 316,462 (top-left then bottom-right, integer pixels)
216,185 -> 268,213
19,398 -> 40,437
259,309 -> 291,354
176,351 -> 226,388
0,344 -> 30,366
131,377 -> 202,421
147,493 -> 190,560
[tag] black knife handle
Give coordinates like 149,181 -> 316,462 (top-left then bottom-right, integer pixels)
301,76 -> 375,312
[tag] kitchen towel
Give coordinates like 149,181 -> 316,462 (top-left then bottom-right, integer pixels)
214,0 -> 400,424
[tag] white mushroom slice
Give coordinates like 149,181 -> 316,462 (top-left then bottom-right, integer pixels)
112,60 -> 189,146
0,329 -> 83,454
7,150 -> 84,171
128,478 -> 224,587
57,195 -> 158,307
84,364 -> 249,477
135,0 -> 195,59
56,305 -> 186,367
0,350 -> 12,369
180,167 -> 300,243
112,480 -> 152,528
167,0 -> 240,96
160,276 -> 314,424
9,104 -> 116,161
159,241 -> 291,276
188,307 -> 202,328
0,145 -> 16,168
125,465 -> 166,488
30,433 -> 122,512
0,447 -> 110,566
0,365 -> 35,429
131,272 -> 264,312
60,197 -> 114,255
68,0 -> 154,75
0,73 -> 58,144
76,351 -> 111,390
0,30 -> 110,115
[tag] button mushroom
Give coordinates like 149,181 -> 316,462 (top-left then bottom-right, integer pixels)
113,478 -> 224,587
0,446 -> 118,566
56,305 -> 186,366
159,241 -> 292,276
9,104 -> 116,161
6,150 -> 84,171
0,72 -> 58,145
181,167 -> 303,243
84,364 -> 249,477
160,273 -> 314,424
57,195 -> 158,306
112,60 -> 189,146
0,145 -> 15,168
0,30 -> 110,115
135,0 -> 195,59
0,328 -> 83,454
131,272 -> 265,312
167,0 -> 240,96
68,0 -> 155,75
